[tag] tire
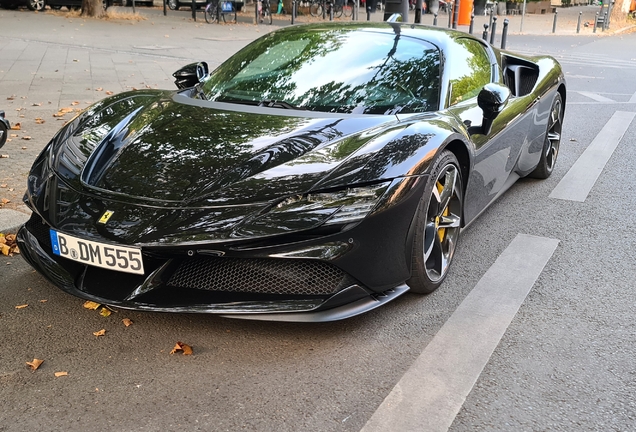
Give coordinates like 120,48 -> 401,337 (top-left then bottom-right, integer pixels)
27,0 -> 45,11
343,1 -> 352,16
529,93 -> 563,179
333,4 -> 342,17
309,2 -> 321,16
407,151 -> 463,294
0,122 -> 7,150
167,0 -> 179,9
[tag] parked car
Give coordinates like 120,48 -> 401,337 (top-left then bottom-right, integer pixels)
0,0 -> 46,11
0,0 -> 151,10
18,23 -> 565,322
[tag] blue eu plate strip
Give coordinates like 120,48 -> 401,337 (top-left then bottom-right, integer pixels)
50,229 -> 60,256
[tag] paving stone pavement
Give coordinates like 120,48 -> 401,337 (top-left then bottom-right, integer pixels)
0,4 -> 631,231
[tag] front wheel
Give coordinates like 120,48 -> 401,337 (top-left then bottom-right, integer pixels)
407,151 -> 463,294
27,0 -> 45,11
343,1 -> 353,16
167,0 -> 179,9
309,2 -> 321,16
204,1 -> 218,22
529,93 -> 563,179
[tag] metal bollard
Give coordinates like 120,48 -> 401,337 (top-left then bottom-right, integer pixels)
483,23 -> 489,41
501,18 -> 509,49
163,0 -> 166,16
552,9 -> 558,33
367,6 -> 371,21
490,16 -> 497,44
593,12 -> 598,33
323,0 -> 326,19
488,8 -> 494,34
603,12 -> 607,30
452,0 -> 460,29
132,0 -> 135,14
190,0 -> 195,21
469,13 -> 474,34
576,11 -> 582,33
448,4 -> 453,27
433,12 -> 438,26
329,1 -> 333,20
291,0 -> 296,24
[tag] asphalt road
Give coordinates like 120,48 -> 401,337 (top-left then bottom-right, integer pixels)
1,9 -> 636,432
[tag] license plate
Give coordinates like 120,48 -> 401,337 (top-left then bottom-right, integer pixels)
49,229 -> 144,275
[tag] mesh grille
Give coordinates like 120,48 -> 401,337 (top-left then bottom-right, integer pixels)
167,257 -> 352,296
25,212 -> 52,251
518,68 -> 538,96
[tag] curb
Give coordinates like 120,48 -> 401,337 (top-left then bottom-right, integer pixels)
0,209 -> 30,234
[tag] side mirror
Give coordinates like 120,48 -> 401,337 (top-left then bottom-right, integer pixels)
173,62 -> 209,90
476,83 -> 511,135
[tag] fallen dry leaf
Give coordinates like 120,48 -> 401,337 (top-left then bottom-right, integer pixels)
71,101 -> 80,106
0,184 -> 6,188
0,155 -> 8,159
54,371 -> 68,377
122,318 -> 133,327
35,118 -> 45,124
32,103 -> 42,106
83,300 -> 101,310
105,91 -> 114,95
26,359 -> 44,370
99,307 -> 111,317
7,95 -> 15,100
40,299 -> 47,303
10,134 -> 18,138
10,123 -> 20,130
21,136 -> 31,141
170,341 -> 193,355
1,198 -> 9,204
95,87 -> 103,91
15,304 -> 28,309
93,329 -> 106,337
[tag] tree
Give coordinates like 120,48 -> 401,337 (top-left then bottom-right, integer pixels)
81,0 -> 106,18
611,0 -> 632,22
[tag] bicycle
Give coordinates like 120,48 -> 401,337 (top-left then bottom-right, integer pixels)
205,0 -> 237,23
309,0 -> 344,18
258,0 -> 273,24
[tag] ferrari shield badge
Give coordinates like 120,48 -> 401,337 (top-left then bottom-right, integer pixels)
98,210 -> 115,224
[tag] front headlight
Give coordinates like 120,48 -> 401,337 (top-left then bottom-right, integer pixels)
273,181 -> 392,225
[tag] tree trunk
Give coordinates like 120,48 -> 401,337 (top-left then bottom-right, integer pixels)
611,0 -> 630,20
81,0 -> 106,17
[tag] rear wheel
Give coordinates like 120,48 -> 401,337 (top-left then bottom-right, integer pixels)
309,2 -> 321,16
343,1 -> 352,16
262,4 -> 272,23
168,0 -> 179,9
529,93 -> 563,179
407,151 -> 463,294
27,0 -> 45,10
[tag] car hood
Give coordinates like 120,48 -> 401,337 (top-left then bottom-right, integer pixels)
57,91 -> 401,206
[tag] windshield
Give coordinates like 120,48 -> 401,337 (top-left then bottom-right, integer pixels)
201,26 -> 441,115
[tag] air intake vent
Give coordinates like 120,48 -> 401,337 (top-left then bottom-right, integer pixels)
167,257 -> 354,296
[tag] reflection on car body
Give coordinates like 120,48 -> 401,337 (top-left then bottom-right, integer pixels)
18,23 -> 566,322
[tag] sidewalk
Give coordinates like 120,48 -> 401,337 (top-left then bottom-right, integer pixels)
0,4 -> 630,233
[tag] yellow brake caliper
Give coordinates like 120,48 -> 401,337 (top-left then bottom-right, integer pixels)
436,181 -> 449,242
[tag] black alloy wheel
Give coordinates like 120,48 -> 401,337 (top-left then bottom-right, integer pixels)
407,150 -> 463,294
27,0 -> 45,10
530,93 -> 563,179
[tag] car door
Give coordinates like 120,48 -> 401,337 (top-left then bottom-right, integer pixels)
446,38 -> 533,224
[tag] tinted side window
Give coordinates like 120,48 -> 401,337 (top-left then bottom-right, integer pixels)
448,39 -> 492,106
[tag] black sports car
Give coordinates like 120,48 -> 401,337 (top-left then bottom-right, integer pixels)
18,23 -> 565,322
